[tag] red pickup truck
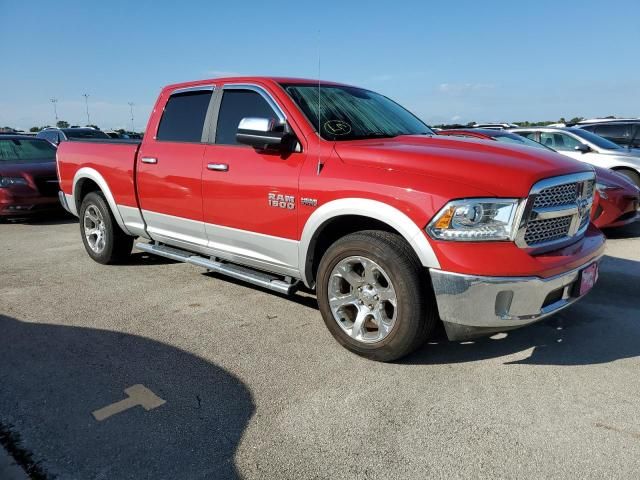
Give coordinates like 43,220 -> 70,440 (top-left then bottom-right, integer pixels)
57,77 -> 605,361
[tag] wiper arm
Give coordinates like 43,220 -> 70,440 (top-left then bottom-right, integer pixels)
357,132 -> 398,140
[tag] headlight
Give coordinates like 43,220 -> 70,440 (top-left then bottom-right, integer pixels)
427,199 -> 521,241
595,182 -> 621,200
0,176 -> 28,188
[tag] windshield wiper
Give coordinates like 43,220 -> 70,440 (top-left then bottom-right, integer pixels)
356,132 -> 399,140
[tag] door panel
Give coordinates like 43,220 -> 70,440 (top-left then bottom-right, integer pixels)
201,145 -> 304,270
137,141 -> 207,244
136,88 -> 213,245
201,86 -> 306,273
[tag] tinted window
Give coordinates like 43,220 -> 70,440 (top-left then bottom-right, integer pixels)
38,131 -> 57,143
215,90 -> 278,145
518,132 -> 538,142
494,134 -> 551,150
539,132 -> 581,151
569,129 -> 622,150
63,129 -> 110,140
595,124 -> 629,138
157,90 -> 212,142
0,138 -> 57,163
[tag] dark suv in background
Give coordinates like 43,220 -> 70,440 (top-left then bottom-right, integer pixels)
577,120 -> 640,149
36,127 -> 110,146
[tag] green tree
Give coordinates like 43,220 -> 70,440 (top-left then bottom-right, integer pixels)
29,126 -> 41,132
56,120 -> 70,128
86,124 -> 100,129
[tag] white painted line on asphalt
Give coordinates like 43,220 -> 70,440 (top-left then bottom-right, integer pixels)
92,384 -> 166,422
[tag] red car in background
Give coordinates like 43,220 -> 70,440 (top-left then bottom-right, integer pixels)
438,129 -> 640,229
0,135 -> 62,219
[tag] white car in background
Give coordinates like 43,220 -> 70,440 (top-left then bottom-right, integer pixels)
511,127 -> 640,187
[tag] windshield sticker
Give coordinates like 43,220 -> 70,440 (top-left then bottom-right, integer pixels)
324,120 -> 352,136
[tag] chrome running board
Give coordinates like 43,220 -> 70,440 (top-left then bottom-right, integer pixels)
135,242 -> 300,295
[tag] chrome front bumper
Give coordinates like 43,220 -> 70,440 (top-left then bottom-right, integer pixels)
430,258 -> 601,340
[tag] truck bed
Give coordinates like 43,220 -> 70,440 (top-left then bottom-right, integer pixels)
57,139 -> 142,210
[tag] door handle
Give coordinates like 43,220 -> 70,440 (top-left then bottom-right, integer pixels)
207,163 -> 229,172
141,157 -> 158,164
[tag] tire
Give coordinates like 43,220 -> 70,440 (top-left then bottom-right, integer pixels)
616,168 -> 640,188
79,191 -> 133,264
316,230 -> 437,362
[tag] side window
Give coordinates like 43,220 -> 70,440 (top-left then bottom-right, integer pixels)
595,124 -> 628,139
156,90 -> 212,142
42,131 -> 58,143
539,132 -> 581,151
215,89 -> 278,145
521,132 -> 537,141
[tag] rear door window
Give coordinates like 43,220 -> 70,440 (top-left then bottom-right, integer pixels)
157,90 -> 213,142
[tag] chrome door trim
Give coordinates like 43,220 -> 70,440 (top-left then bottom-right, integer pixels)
171,85 -> 216,95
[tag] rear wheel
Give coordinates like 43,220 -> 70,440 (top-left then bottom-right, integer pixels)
79,192 -> 133,264
316,230 -> 437,362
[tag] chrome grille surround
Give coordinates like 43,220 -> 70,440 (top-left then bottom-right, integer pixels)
515,172 -> 595,251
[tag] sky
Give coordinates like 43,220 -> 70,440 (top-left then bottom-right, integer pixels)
1,0 -> 639,131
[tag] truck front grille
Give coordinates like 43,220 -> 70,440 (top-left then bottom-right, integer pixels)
516,172 -> 595,251
532,182 -> 579,209
524,215 -> 573,245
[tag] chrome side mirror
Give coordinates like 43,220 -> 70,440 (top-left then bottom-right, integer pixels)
236,117 -> 286,150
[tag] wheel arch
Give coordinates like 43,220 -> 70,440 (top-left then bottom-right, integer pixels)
72,167 -> 132,235
299,198 -> 440,288
611,165 -> 640,177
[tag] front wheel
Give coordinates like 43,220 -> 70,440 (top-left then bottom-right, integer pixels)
316,230 -> 437,362
79,192 -> 133,264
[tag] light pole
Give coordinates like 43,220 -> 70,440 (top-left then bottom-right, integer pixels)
50,98 -> 59,124
128,102 -> 135,133
82,93 -> 91,126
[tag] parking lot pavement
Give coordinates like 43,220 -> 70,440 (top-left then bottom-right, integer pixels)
1,218 -> 639,480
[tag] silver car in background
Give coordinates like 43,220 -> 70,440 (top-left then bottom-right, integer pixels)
511,127 -> 640,187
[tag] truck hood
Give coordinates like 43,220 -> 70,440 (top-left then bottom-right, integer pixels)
334,135 -> 590,197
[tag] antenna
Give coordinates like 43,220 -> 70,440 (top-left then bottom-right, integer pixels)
83,93 -> 91,126
316,29 -> 324,175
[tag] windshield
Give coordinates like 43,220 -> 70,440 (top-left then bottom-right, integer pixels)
64,129 -> 110,140
281,83 -> 433,141
570,129 -> 622,150
0,138 -> 56,163
494,134 -> 552,150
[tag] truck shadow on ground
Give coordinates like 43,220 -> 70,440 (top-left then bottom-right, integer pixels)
0,314 -> 254,480
404,254 -> 640,366
119,251 -> 180,266
4,212 -> 77,226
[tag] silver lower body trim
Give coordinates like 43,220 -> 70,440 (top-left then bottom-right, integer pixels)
118,204 -> 150,239
429,257 -> 601,333
139,208 -> 300,278
58,191 -> 73,214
